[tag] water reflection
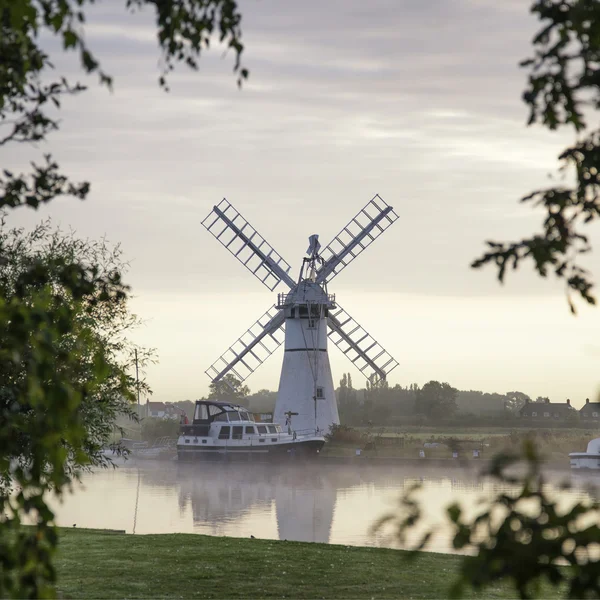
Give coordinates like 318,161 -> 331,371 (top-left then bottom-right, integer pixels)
51,461 -> 597,553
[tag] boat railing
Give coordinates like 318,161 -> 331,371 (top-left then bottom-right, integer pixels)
292,428 -> 323,438
151,436 -> 177,448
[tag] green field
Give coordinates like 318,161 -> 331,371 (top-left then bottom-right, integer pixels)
55,528 -> 561,599
322,426 -> 595,461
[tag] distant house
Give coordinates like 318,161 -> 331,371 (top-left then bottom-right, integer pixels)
580,398 -> 600,422
147,401 -> 167,418
519,398 -> 576,422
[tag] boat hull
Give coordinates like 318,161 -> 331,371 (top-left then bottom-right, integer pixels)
177,438 -> 325,462
569,453 -> 600,470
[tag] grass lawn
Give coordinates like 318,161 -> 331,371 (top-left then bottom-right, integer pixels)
55,529 -> 560,599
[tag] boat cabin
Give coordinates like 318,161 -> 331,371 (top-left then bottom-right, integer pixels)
180,400 -> 283,442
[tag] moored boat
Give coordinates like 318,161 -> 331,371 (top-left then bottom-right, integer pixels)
569,438 -> 600,469
177,400 -> 325,461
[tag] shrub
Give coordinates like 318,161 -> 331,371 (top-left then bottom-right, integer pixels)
140,418 -> 181,442
326,424 -> 365,444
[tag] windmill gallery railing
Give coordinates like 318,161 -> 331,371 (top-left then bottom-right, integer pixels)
276,292 -> 336,308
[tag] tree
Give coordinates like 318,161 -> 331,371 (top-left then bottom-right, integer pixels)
472,0 -> 600,313
337,372 -> 361,425
246,388 -> 277,412
415,380 -> 458,420
208,374 -> 250,406
0,219 -> 152,597
0,1 -> 246,596
505,391 -> 531,413
0,219 -> 153,467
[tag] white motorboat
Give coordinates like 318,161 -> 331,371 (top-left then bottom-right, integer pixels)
569,438 -> 600,469
177,400 -> 326,461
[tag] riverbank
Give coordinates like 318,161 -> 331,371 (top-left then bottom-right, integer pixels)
55,528 -> 561,599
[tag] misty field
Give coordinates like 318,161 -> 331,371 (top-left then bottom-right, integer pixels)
55,528 -> 563,599
322,426 -> 595,462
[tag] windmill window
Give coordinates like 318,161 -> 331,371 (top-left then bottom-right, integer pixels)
218,426 -> 230,440
232,426 -> 243,440
316,387 -> 324,399
257,425 -> 267,435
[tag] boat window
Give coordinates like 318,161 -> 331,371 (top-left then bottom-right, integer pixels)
239,411 -> 251,421
259,438 -> 265,443
245,426 -> 256,435
257,425 -> 267,435
232,426 -> 243,440
275,425 -> 282,432
218,426 -> 230,440
267,425 -> 277,434
194,404 -> 209,421
271,438 -> 277,442
228,411 -> 241,422
208,405 -> 222,417
213,412 -> 228,422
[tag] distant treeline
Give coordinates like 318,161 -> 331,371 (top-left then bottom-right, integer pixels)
168,374 -> 570,426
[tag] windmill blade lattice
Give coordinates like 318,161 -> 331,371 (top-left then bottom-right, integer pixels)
316,195 -> 398,284
327,302 -> 399,383
205,306 -> 285,383
202,199 -> 295,291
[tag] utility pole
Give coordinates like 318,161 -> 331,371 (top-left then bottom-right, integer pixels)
135,349 -> 140,416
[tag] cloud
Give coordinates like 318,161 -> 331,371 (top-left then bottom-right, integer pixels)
3,0 -> 598,399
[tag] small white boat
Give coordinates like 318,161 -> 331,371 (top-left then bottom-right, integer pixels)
569,438 -> 600,469
177,400 -> 325,461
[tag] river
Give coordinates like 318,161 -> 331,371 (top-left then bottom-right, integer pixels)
51,460 -> 598,554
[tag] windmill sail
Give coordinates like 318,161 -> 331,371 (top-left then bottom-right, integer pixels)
202,199 -> 295,291
327,303 -> 399,383
205,306 -> 285,384
316,195 -> 398,284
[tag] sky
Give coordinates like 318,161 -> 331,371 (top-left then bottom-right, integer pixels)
4,0 -> 600,407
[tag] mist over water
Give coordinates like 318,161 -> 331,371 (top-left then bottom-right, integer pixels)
51,461 -> 597,554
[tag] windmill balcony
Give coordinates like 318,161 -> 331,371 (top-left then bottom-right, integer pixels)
277,292 -> 336,309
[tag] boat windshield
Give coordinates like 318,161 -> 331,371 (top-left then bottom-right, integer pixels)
227,411 -> 241,422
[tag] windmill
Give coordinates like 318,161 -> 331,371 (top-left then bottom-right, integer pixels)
202,195 -> 400,434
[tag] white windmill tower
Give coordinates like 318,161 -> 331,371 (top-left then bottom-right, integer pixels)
202,195 -> 400,434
